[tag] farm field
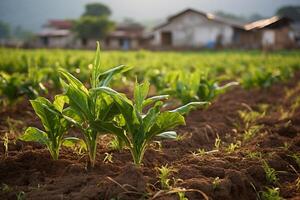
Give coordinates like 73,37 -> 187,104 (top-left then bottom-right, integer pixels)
0,47 -> 300,200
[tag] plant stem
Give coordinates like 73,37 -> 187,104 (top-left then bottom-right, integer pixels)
86,131 -> 98,168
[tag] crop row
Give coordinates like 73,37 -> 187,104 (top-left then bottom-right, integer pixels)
1,48 -> 300,106
3,43 -> 296,168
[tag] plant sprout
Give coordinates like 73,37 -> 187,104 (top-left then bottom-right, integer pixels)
96,81 -> 207,166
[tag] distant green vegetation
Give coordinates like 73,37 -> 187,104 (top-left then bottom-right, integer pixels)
1,48 -> 300,105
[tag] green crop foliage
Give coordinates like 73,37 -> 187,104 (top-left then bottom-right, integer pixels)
0,68 -> 48,105
157,165 -> 175,190
158,70 -> 237,104
96,81 -> 207,166
59,42 -> 130,167
260,187 -> 282,200
20,95 -> 70,160
262,161 -> 279,184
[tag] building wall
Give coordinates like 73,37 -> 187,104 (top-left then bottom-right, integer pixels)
35,34 -> 74,48
152,12 -> 234,48
47,35 -> 73,48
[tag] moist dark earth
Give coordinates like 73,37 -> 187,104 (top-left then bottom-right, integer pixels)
0,72 -> 300,200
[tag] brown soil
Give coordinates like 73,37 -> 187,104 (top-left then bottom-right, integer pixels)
0,73 -> 300,200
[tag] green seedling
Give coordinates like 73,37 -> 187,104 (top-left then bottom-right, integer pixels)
238,109 -> 265,129
243,125 -> 264,141
161,70 -> 238,104
212,177 -> 221,190
20,95 -> 71,160
226,141 -> 241,153
246,151 -> 263,159
109,136 -> 124,151
260,187 -> 282,200
192,148 -> 206,157
96,81 -> 206,166
59,42 -> 130,167
214,134 -> 221,150
242,68 -> 280,89
177,191 -> 188,200
262,161 -> 279,184
157,165 -> 176,190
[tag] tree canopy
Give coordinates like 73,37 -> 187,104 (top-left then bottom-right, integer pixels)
0,21 -> 11,39
276,6 -> 300,21
74,3 -> 114,41
74,16 -> 114,39
82,3 -> 111,17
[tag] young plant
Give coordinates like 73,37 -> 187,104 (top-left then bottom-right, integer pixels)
59,42 -> 130,167
214,134 -> 221,150
212,177 -> 221,190
96,81 -> 206,166
226,142 -> 241,153
0,65 -> 48,105
262,161 -> 279,184
157,165 -> 175,190
197,74 -> 238,102
260,187 -> 282,200
177,191 -> 188,200
162,70 -> 238,104
20,95 -> 70,160
242,68 -> 280,89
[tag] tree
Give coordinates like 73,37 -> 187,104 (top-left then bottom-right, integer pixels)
0,21 -> 11,39
74,3 -> 115,43
82,3 -> 111,17
276,6 -> 300,21
74,16 -> 114,40
214,11 -> 247,22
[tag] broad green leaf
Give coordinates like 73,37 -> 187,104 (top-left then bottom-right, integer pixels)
147,112 -> 185,141
30,98 -> 58,133
134,81 -> 150,113
66,85 -> 92,121
63,107 -> 83,126
157,131 -> 177,139
143,101 -> 162,132
20,127 -> 49,145
98,65 -> 131,87
142,95 -> 169,108
170,102 -> 209,115
156,112 -> 185,130
53,94 -> 68,112
59,68 -> 88,94
91,41 -> 101,88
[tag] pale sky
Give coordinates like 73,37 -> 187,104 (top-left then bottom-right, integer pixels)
0,0 -> 299,31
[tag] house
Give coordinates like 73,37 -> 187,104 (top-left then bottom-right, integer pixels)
103,23 -> 145,50
35,20 -> 75,48
34,20 -> 146,50
82,23 -> 146,50
151,9 -> 244,49
234,16 -> 295,49
150,8 -> 296,50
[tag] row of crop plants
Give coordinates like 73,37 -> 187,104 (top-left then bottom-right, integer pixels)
6,43 -> 297,168
1,48 -> 299,107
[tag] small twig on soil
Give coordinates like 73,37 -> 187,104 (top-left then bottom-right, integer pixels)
289,164 -> 300,176
106,176 -> 145,196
